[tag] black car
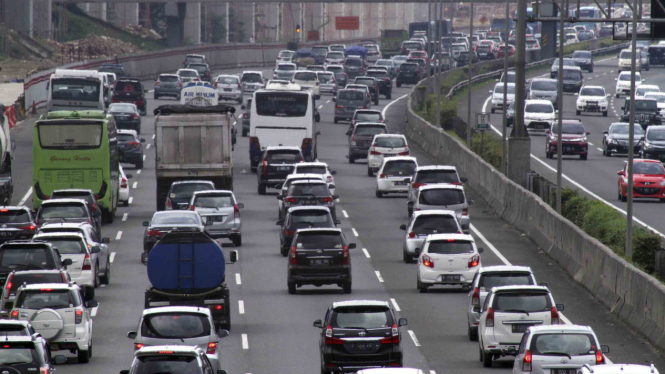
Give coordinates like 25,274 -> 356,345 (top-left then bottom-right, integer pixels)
602,122 -> 644,157
183,54 -> 206,67
142,211 -> 208,253
365,69 -> 393,99
49,189 -> 102,235
165,180 -> 215,211
476,45 -> 495,61
641,126 -> 665,160
455,51 -> 478,67
99,63 -> 128,78
257,147 -> 304,195
0,336 -> 66,373
649,45 -> 665,66
277,206 -> 339,256
571,50 -> 594,72
344,57 -> 365,79
353,77 -> 380,105
187,63 -> 212,83
0,241 -> 72,286
109,103 -> 141,133
117,130 -> 146,168
241,98 -> 251,137
347,123 -> 388,163
620,99 -> 662,129
287,228 -> 355,294
112,79 -> 148,115
314,300 -> 407,373
396,63 -> 421,87
0,207 -> 35,244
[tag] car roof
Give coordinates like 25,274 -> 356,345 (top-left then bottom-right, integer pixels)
528,325 -> 594,334
9,269 -> 64,275
374,134 -> 406,139
191,190 -> 234,196
426,233 -> 474,242
0,206 -> 30,211
526,99 -> 554,105
479,265 -> 533,274
216,74 -> 239,78
171,180 -> 214,186
354,109 -> 382,115
136,345 -> 202,356
631,158 -> 662,164
326,65 -> 344,69
332,300 -> 390,309
416,165 -> 457,171
159,74 -> 179,77
639,84 -> 660,89
265,146 -> 302,152
286,174 -> 325,181
495,82 -> 515,88
20,283 -> 75,291
242,71 -> 263,75
34,232 -> 86,240
295,162 -> 329,168
185,54 -> 205,57
143,306 -> 212,317
580,85 -> 605,90
152,211 -> 200,217
177,69 -> 198,73
39,222 -> 90,229
382,156 -> 417,163
117,129 -> 138,136
412,209 -> 457,218
40,198 -> 87,205
286,206 -> 331,213
290,180 -> 327,186
295,228 -> 342,234
419,184 -> 464,191
531,77 -> 557,83
355,122 -> 386,127
490,285 -> 550,293
562,66 -> 582,71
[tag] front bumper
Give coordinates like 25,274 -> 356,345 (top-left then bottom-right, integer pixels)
606,141 -> 640,155
642,147 -> 665,160
71,270 -> 95,288
577,102 -> 608,112
626,184 -> 665,198
419,266 -> 479,285
120,149 -> 143,163
525,118 -> 553,131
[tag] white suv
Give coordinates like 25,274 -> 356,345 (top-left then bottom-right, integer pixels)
12,283 -> 97,363
478,285 -> 564,368
524,99 -> 556,132
367,134 -> 410,176
615,71 -> 643,97
576,86 -> 609,117
416,233 -> 483,292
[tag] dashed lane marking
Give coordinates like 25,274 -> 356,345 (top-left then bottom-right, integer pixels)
326,100 -> 331,104
235,273 -> 242,285
375,271 -> 384,283
116,231 -> 123,240
408,330 -> 421,346
152,134 -> 155,139
19,188 -> 32,206
390,298 -> 401,312
352,228 -> 359,237
143,155 -> 146,161
122,213 -> 128,221
91,304 -> 99,317
362,248 -> 371,258
342,210 -> 349,218
588,142 -> 594,146
137,169 -> 141,174
110,252 -> 116,263
317,105 -> 323,109
146,144 -> 151,149
132,182 -> 138,189
241,334 -> 249,349
238,300 -> 245,314
128,197 -> 133,205
597,148 -> 603,152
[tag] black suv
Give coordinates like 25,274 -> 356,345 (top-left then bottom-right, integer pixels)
0,336 -> 66,373
396,63 -> 421,87
571,50 -> 594,72
278,206 -> 339,256
257,147 -> 304,195
287,228 -> 355,294
365,69 -> 393,99
0,241 -> 73,287
0,207 -> 36,244
314,300 -> 408,373
187,63 -> 212,83
112,79 -> 148,115
620,98 -> 662,129
353,77 -> 380,105
50,189 -> 102,235
165,180 -> 215,211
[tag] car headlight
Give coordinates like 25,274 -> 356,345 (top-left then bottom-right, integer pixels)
608,138 -> 618,144
569,138 -> 587,142
644,142 -> 653,149
660,180 -> 665,186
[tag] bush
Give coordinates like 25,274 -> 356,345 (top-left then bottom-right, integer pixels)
471,131 -> 502,169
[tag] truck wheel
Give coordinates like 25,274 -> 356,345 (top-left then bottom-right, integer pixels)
78,349 -> 90,364
348,155 -> 355,164
242,130 -> 248,137
288,282 -> 296,294
281,245 -> 289,257
232,235 -> 242,247
258,183 -> 266,195
367,168 -> 373,177
154,93 -> 159,100
123,200 -> 129,207
396,82 -> 402,88
342,281 -> 352,294
386,93 -> 392,100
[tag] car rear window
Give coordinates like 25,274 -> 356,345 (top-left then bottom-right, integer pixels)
331,306 -> 393,329
39,238 -> 86,255
241,73 -> 262,83
170,183 -> 213,199
135,355 -> 202,374
0,344 -> 38,365
295,232 -> 343,249
141,313 -> 211,339
530,333 -> 597,355
492,292 -> 552,312
327,66 -> 343,73
419,189 -> 465,206
188,65 -> 208,74
415,170 -> 460,184
10,273 -> 65,289
375,137 -> 406,148
179,70 -> 198,77
267,151 -> 302,163
50,192 -> 93,206
116,81 -> 142,92
339,91 -> 364,101
427,240 -> 474,254
16,289 -> 78,309
0,247 -> 50,269
193,195 -> 234,208
356,113 -> 382,122
382,160 -> 417,176
403,42 -> 422,49
288,184 -> 330,197
289,211 -> 332,228
479,273 -> 534,289
295,72 -> 317,81
346,59 -> 362,67
39,205 -> 87,219
185,56 -> 204,64
401,64 -> 418,71
412,215 -> 459,235
355,79 -> 375,86
318,74 -> 333,83
118,134 -> 135,142
159,76 -> 179,83
0,210 -> 30,223
217,76 -> 239,84
110,104 -> 136,113
367,71 -> 389,78
152,214 -> 200,226
295,166 -> 326,175
355,126 -> 386,136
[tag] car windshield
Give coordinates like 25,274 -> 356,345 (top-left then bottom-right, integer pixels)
288,184 -> 330,197
620,73 -> 640,81
479,273 -> 534,288
531,81 -> 557,91
296,232 -> 343,249
355,126 -> 386,136
383,161 -> 417,176
552,59 -> 575,67
241,74 -> 262,83
647,129 -> 665,141
630,100 -> 658,111
502,73 -> 515,83
530,334 -> 597,356
39,205 -> 87,219
572,51 -> 591,58
638,87 -> 659,95
492,292 -> 552,312
494,85 -> 515,94
296,166 -> 326,175
217,77 -> 239,84
339,91 -> 364,101
419,189 -> 465,206
427,240 -> 474,254
610,124 -> 644,135
279,51 -> 294,58
346,59 -> 362,67
0,345 -> 37,365
412,215 -> 459,235
185,56 -> 204,64
179,70 -> 198,78
135,356 -> 202,374
374,137 -> 406,148
193,195 -> 234,208
551,123 -> 586,134
152,214 -> 200,226
170,183 -> 213,199
645,94 -> 665,103
40,238 -> 86,254
141,313 -> 211,339
118,134 -> 137,143
562,70 -> 582,80
633,162 -> 665,174
16,290 -> 76,309
620,51 -> 633,59
295,72 -> 317,81
331,307 -> 393,329
11,273 -> 65,289
0,210 -> 30,223
289,211 -> 333,228
415,170 -> 460,184
526,104 -> 553,113
581,88 -> 605,96
110,104 -> 136,113
267,151 -> 301,163
355,79 -> 375,87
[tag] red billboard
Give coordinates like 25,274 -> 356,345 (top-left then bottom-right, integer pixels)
336,16 -> 360,30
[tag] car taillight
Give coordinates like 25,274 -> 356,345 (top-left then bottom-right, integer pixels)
412,182 -> 425,189
285,197 -> 297,203
10,310 -> 18,319
471,287 -> 480,305
379,173 -> 386,179
155,81 -> 160,86
422,254 -> 434,268
121,178 -> 128,188
128,141 -> 140,147
468,254 -> 480,268
290,246 -> 297,265
370,148 -> 381,155
4,273 -> 13,299
408,231 -> 416,239
325,325 -> 345,344
321,197 -> 333,202
18,224 -> 36,232
523,350 -> 532,371
207,342 -> 217,354
379,323 -> 400,343
462,208 -> 469,216
262,159 -> 267,176
234,204 -> 240,220
189,205 -> 195,211
238,83 -> 242,89
40,367 -> 48,374
335,105 -> 344,109
75,309 -> 83,324
551,307 -> 560,324
214,82 -> 218,88
61,272 -> 68,282
177,82 -> 182,88
134,343 -> 144,350
82,254 -> 92,271
596,349 -> 605,364
486,308 -> 494,327
147,230 -> 162,237
284,229 -> 295,236
398,151 -> 410,156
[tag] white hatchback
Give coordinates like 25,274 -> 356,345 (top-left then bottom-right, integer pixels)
635,84 -> 660,99
376,156 -> 418,197
490,82 -> 515,113
325,51 -> 345,67
416,233 -> 483,292
524,99 -> 556,132
119,164 -> 130,206
292,162 -> 337,196
275,50 -> 295,68
367,134 -> 410,176
645,92 -> 665,112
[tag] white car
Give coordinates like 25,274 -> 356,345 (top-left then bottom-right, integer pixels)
375,156 -> 418,197
275,50 -> 295,68
329,44 -> 346,53
524,99 -> 556,132
367,134 -> 410,176
512,325 -> 610,374
564,33 -> 579,45
13,283 -> 97,363
292,162 -> 337,196
616,71 -> 644,97
580,364 -> 660,374
214,74 -> 243,104
357,369 -> 425,374
119,164 -> 130,206
324,51 -> 345,67
363,44 -> 382,62
576,86 -> 609,116
466,266 -> 537,341
490,82 -> 515,113
416,233 -> 483,292
478,285 -> 564,368
292,71 -> 320,99
645,92 -> 665,112
176,68 -> 200,84
635,84 -> 660,99
618,48 -> 642,72
400,210 -> 462,263
240,71 -> 265,94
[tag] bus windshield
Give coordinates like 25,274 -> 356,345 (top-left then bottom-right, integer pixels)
38,123 -> 103,149
255,92 -> 309,117
51,79 -> 101,102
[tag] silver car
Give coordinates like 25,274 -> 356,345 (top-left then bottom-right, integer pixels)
273,63 -> 297,81
529,78 -> 558,110
407,165 -> 466,212
317,72 -> 338,95
412,185 -> 473,232
154,74 -> 182,100
278,180 -> 338,221
127,306 -> 229,372
189,190 -> 243,247
466,266 -> 536,341
513,325 -> 609,374
214,75 -> 243,104
399,210 -> 462,263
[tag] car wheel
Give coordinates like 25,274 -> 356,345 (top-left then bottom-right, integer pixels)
100,261 -> 110,285
232,235 -> 242,247
177,95 -> 181,101
603,111 -> 608,117
281,245 -> 289,257
250,166 -> 257,173
237,97 -> 243,105
468,325 -> 478,341
417,278 -> 427,293
621,190 -> 627,202
396,82 -> 402,88
348,155 -> 355,164
482,349 -> 492,368
367,168 -> 373,177
123,200 -> 129,207
376,190 -> 383,198
616,93 -> 620,98
334,117 -> 338,124
589,68 -> 593,73
154,93 -> 159,100
374,98 -> 379,105
242,130 -> 248,137
386,93 -> 392,100
288,282 -> 296,294
403,250 -> 413,264
258,183 -> 266,195
342,281 -> 352,294
78,349 -> 90,364
546,150 -> 552,159
576,110 -> 581,116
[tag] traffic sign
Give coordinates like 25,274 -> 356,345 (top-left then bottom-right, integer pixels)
476,112 -> 490,131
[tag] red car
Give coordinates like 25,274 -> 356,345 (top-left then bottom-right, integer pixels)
617,159 -> 665,202
496,45 -> 516,59
545,119 -> 590,160
407,50 -> 428,60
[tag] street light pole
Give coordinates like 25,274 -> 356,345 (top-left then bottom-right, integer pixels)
502,1 -> 509,174
466,0 -> 473,147
513,0 -> 527,138
555,0 -> 565,214
626,0 -> 638,259
427,0 -> 431,79
436,0 -> 442,128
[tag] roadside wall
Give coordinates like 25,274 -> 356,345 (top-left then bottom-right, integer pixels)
405,75 -> 665,351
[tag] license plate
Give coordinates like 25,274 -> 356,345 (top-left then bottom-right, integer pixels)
442,275 -> 460,281
394,181 -> 407,186
302,200 -> 317,206
551,370 -> 577,374
277,166 -> 289,171
384,154 -> 397,158
564,146 -> 573,151
479,53 -> 487,56
223,88 -> 232,92
512,324 -> 533,333
0,232 -> 8,237
310,259 -> 330,266
347,341 -> 378,351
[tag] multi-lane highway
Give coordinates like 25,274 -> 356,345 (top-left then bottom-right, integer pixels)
10,61 -> 665,374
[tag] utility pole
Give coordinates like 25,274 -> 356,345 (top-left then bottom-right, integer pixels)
555,0 -> 565,214
501,1 -> 509,174
427,0 -> 431,79
626,0 -> 638,259
466,0 -> 473,147
513,0 -> 527,139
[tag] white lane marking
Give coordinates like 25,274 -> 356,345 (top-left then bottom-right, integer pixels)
91,305 -> 99,317
233,121 -> 237,126
342,210 -> 349,218
430,371 -> 437,374
408,330 -> 421,346
326,100 -> 331,103
152,134 -> 155,139
317,105 -> 323,109
110,252 -> 116,263
375,271 -> 384,282
132,182 -> 138,189
352,228 -> 359,237
128,197 -> 133,205
19,188 -> 32,206
241,334 -> 249,349
470,224 -> 512,266
597,148 -> 603,152
588,142 -> 594,146
362,247 -> 371,258
146,144 -> 151,149
115,231 -> 122,240
390,298 -> 401,312
382,94 -> 408,116
560,312 -> 573,325
122,213 -> 128,221
238,300 -> 245,314
143,155 -> 146,161
137,169 -> 142,174
235,273 -> 242,285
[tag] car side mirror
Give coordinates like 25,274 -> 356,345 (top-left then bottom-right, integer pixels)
545,129 -> 551,134
315,112 -> 321,123
229,250 -> 239,263
276,220 -> 284,225
241,105 -> 246,110
313,319 -> 323,328
539,282 -> 548,287
331,170 -> 337,175
333,195 -> 339,200
126,174 -> 133,179
91,246 -> 101,254
399,224 -> 407,230
218,329 -> 230,338
398,317 -> 408,326
144,89 -> 148,93
316,130 -> 322,136
62,258 -> 73,267
85,300 -> 99,308
277,196 -> 283,200
102,237 -> 111,244
347,243 -> 357,249
586,131 -> 590,135
237,203 -> 245,209
601,345 -> 610,353
53,355 -> 67,365
127,331 -> 137,339
140,138 -> 146,143
621,106 -> 625,110
460,177 -> 468,183
478,247 -> 485,253
617,170 -> 625,176
603,131 -> 609,135
334,220 -> 341,225
142,221 -> 149,227
556,303 -> 565,311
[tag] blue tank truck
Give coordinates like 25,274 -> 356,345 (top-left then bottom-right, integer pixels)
144,228 -> 238,330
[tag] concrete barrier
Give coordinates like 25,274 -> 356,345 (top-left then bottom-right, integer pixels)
405,78 -> 665,352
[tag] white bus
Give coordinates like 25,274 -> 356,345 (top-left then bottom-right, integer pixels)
248,89 -> 320,170
46,69 -> 104,112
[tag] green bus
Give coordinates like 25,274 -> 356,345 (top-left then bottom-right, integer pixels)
33,110 -> 120,223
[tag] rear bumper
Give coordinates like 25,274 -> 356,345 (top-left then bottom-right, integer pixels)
377,179 -> 410,192
120,150 -> 143,163
419,266 -> 478,284
155,88 -> 181,96
288,268 -> 350,285
323,351 -> 402,373
70,270 -> 95,288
